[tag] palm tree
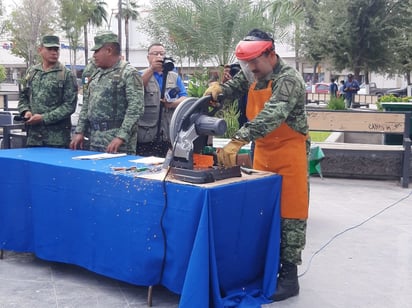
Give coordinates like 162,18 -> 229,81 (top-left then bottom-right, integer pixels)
117,0 -> 139,61
82,0 -> 108,63
145,0 -> 305,67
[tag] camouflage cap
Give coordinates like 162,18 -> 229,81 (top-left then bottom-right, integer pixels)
91,31 -> 118,51
42,35 -> 60,48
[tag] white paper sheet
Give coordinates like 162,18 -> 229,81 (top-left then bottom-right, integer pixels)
129,156 -> 165,165
72,153 -> 127,160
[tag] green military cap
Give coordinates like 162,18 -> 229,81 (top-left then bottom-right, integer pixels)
91,31 -> 118,51
42,35 -> 60,48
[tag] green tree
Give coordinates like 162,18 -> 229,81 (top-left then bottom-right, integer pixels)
0,0 -> 6,35
142,0 -> 276,67
5,0 -> 57,66
117,0 -> 139,61
0,65 -> 6,83
390,25 -> 412,84
300,0 -> 412,83
59,0 -> 88,74
82,0 -> 108,63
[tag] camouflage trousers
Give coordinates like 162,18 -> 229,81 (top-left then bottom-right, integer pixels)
280,218 -> 307,265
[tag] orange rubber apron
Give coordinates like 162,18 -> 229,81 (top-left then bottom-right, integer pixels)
246,81 -> 308,219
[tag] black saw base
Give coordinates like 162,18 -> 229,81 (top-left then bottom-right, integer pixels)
169,166 -> 241,184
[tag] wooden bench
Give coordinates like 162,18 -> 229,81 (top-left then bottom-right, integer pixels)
306,93 -> 328,105
0,92 -> 20,111
306,93 -> 377,108
354,94 -> 379,107
307,109 -> 411,187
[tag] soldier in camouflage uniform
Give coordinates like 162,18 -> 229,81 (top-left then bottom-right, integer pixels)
205,29 -> 309,302
18,35 -> 78,148
70,31 -> 144,155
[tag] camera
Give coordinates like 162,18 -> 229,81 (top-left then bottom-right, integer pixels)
229,63 -> 241,77
13,115 -> 28,122
162,57 -> 175,73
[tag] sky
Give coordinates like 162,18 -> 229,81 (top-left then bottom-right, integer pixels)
3,0 -> 151,14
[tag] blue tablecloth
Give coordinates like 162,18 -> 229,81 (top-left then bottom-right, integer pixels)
0,148 -> 281,307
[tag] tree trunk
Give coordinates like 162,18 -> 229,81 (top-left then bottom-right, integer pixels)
118,0 -> 122,56
84,25 -> 89,64
364,70 -> 369,84
125,18 -> 129,61
313,62 -> 319,83
406,72 -> 411,85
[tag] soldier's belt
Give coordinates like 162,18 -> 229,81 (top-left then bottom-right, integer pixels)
90,120 -> 122,132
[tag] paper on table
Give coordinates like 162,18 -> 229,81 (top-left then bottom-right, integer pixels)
72,153 -> 127,160
129,156 -> 165,165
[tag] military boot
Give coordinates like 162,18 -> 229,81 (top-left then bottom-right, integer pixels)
271,261 -> 299,302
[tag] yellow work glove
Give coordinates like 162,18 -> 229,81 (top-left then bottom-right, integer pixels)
217,138 -> 248,167
204,81 -> 223,101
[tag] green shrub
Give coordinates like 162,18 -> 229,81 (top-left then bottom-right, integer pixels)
187,69 -> 210,98
215,100 -> 239,138
0,65 -> 6,83
327,97 -> 346,110
377,95 -> 412,111
378,94 -> 403,103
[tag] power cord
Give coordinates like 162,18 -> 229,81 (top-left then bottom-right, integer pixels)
158,140 -> 177,283
299,188 -> 412,277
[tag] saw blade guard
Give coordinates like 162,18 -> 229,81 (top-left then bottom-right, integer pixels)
169,95 -> 227,168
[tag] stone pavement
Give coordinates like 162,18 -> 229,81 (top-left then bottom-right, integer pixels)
1,177 -> 411,308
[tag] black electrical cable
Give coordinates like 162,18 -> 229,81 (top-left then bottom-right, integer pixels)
299,189 -> 412,277
158,139 -> 178,283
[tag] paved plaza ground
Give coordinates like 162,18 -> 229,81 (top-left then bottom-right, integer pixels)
1,176 -> 411,308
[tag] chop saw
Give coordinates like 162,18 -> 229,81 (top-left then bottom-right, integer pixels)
168,95 -> 241,183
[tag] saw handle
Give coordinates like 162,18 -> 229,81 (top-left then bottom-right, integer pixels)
207,93 -> 225,117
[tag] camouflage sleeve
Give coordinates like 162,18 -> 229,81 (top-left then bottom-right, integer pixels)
42,70 -> 78,125
235,75 -> 307,142
17,67 -> 33,115
116,67 -> 144,141
75,89 -> 90,134
221,70 -> 250,100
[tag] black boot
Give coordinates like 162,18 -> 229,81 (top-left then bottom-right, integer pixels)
271,261 -> 299,302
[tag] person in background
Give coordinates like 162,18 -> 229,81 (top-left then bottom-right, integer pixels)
343,73 -> 360,108
222,64 -> 232,83
137,43 -> 188,157
18,35 -> 78,148
70,31 -> 144,154
204,29 -> 309,302
338,80 -> 345,98
329,78 -> 338,98
222,62 -> 248,128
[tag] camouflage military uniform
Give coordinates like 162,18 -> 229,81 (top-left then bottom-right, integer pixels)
221,56 -> 309,265
75,60 -> 144,155
82,59 -> 97,91
18,62 -> 78,148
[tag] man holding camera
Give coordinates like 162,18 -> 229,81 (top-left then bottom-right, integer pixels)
137,43 -> 187,157
70,31 -> 144,155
